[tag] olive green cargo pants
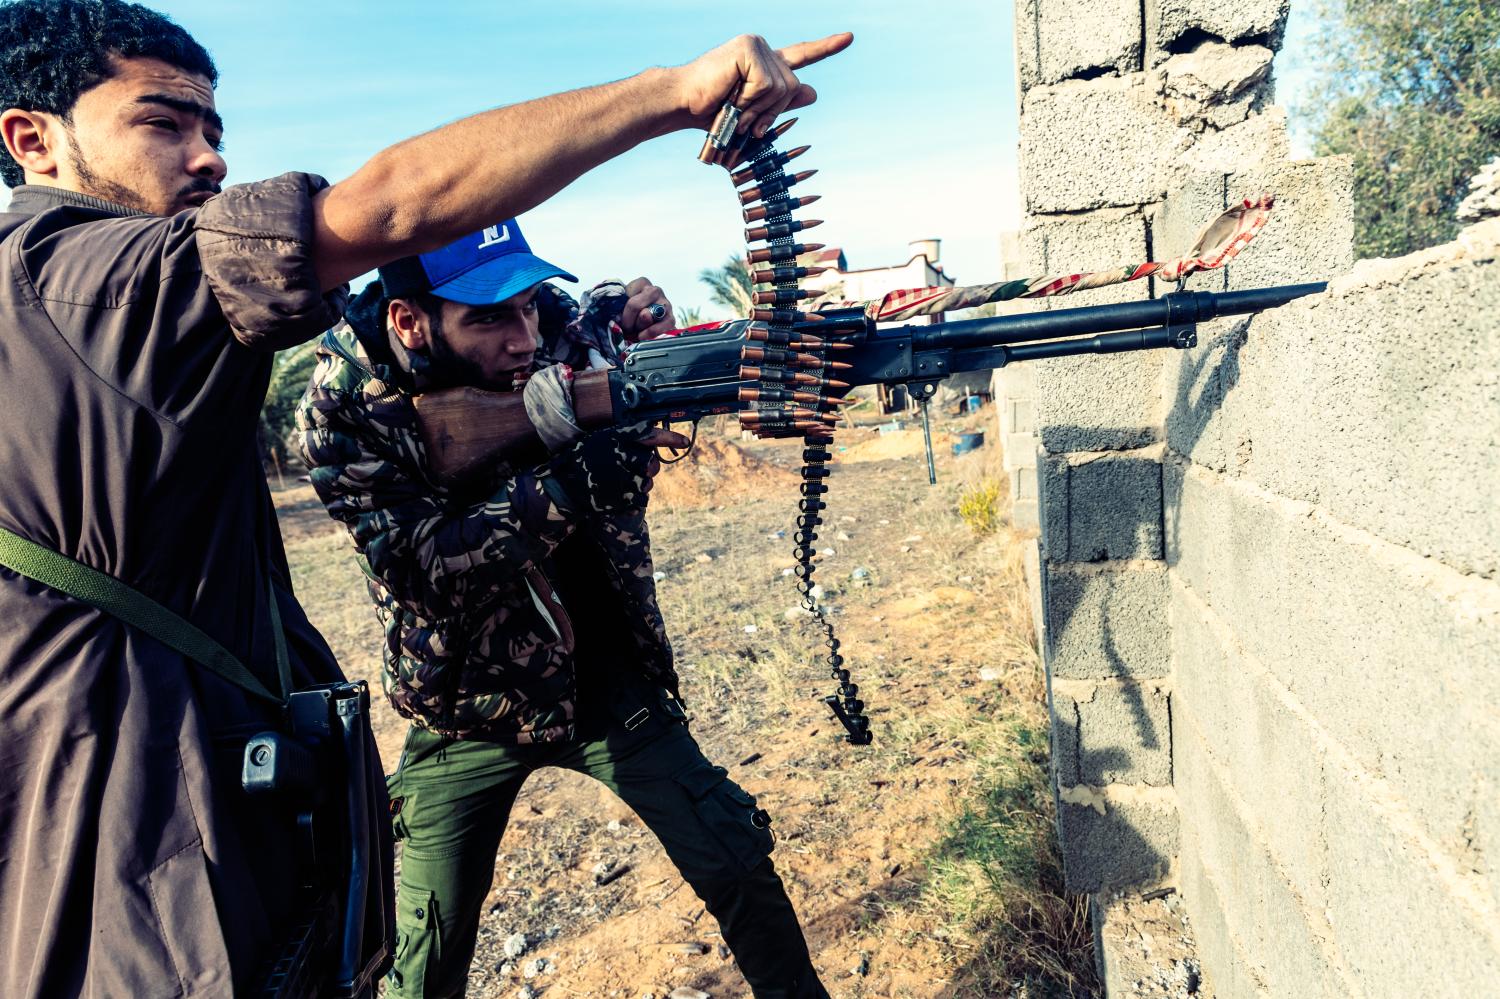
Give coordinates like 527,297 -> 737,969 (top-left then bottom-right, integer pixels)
384,681 -> 829,999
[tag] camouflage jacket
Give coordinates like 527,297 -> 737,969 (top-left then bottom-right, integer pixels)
294,283 -> 676,743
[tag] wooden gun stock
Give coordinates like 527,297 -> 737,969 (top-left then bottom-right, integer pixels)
413,368 -> 617,483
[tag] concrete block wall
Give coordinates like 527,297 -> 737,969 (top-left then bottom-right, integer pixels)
1162,222 -> 1500,996
1003,0 -> 1500,992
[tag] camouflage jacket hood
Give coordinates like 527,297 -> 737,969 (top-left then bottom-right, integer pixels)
294,283 -> 676,743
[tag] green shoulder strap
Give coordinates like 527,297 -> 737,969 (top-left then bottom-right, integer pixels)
0,525 -> 285,705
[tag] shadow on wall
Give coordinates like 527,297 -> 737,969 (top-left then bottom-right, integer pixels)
1035,320 -> 1248,895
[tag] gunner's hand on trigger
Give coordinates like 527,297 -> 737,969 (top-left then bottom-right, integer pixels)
620,278 -> 675,341
674,32 -> 853,139
549,426 -> 691,514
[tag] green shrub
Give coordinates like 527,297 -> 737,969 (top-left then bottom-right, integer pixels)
958,478 -> 1003,535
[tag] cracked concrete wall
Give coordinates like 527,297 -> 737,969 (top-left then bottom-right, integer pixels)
1006,0 -> 1500,994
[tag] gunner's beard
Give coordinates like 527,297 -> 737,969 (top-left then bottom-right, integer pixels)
425,328 -> 521,393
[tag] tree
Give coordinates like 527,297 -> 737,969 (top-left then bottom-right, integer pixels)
259,340 -> 321,470
698,254 -> 753,317
1308,0 -> 1500,258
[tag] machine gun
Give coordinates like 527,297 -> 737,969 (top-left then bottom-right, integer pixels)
413,281 -> 1328,485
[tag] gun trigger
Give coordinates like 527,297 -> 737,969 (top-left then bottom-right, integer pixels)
655,419 -> 698,465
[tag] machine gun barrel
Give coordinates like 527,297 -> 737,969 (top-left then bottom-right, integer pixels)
910,281 -> 1328,351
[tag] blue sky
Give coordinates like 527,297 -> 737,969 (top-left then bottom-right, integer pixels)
151,0 -> 1020,318
23,1 -> 1318,318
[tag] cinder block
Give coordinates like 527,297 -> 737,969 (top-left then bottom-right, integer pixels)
1154,170 -> 1232,289
1223,157 -> 1354,290
1091,891 -> 1213,998
1165,460 -> 1500,854
1024,207 -> 1150,307
1044,452 -> 1165,562
1007,398 -> 1035,435
1160,316 -> 1249,472
1153,42 -> 1274,131
1045,563 -> 1170,679
1020,76 -> 1186,213
1008,465 -> 1038,501
1032,350 -> 1169,453
1174,731 -> 1360,997
1170,581 -> 1327,908
1177,839 -> 1271,998
1052,678 -> 1172,785
993,361 -> 1035,398
1175,106 -> 1290,179
1011,499 -> 1041,533
1017,0 -> 1142,88
1004,433 -> 1038,470
1322,757 -> 1500,997
1056,786 -> 1178,891
1144,0 -> 1290,68
1209,235 -> 1500,579
1016,208 -> 1161,449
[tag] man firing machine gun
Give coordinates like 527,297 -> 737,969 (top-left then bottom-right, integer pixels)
414,107 -> 1326,749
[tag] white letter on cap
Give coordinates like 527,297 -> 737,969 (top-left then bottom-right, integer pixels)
478,225 -> 511,249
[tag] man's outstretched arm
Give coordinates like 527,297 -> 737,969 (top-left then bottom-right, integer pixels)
311,32 -> 852,290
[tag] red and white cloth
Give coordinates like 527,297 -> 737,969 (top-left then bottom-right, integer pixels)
844,193 -> 1276,322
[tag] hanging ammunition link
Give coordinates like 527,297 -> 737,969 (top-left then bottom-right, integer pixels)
707,108 -> 874,747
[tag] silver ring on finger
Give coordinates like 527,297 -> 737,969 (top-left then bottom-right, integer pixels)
648,303 -> 667,322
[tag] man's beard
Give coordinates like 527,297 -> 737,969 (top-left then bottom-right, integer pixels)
68,140 -> 220,216
68,148 -> 152,214
426,328 -> 518,392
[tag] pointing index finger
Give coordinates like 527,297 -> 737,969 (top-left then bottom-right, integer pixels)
777,31 -> 854,70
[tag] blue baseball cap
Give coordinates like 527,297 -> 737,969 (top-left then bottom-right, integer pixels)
378,218 -> 576,306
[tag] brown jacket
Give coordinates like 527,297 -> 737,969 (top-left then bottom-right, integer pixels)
0,177 -> 387,997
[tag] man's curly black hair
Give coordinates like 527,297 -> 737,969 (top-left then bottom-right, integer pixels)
0,0 -> 217,187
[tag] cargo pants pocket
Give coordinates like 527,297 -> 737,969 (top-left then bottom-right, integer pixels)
673,764 -> 776,875
386,880 -> 442,998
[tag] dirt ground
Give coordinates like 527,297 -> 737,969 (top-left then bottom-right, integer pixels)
276,407 -> 1098,998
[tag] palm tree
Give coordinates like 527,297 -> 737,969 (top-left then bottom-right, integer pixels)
698,254 -> 753,318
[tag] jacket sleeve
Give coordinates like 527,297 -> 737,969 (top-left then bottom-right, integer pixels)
195,172 -> 349,352
294,358 -> 579,620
